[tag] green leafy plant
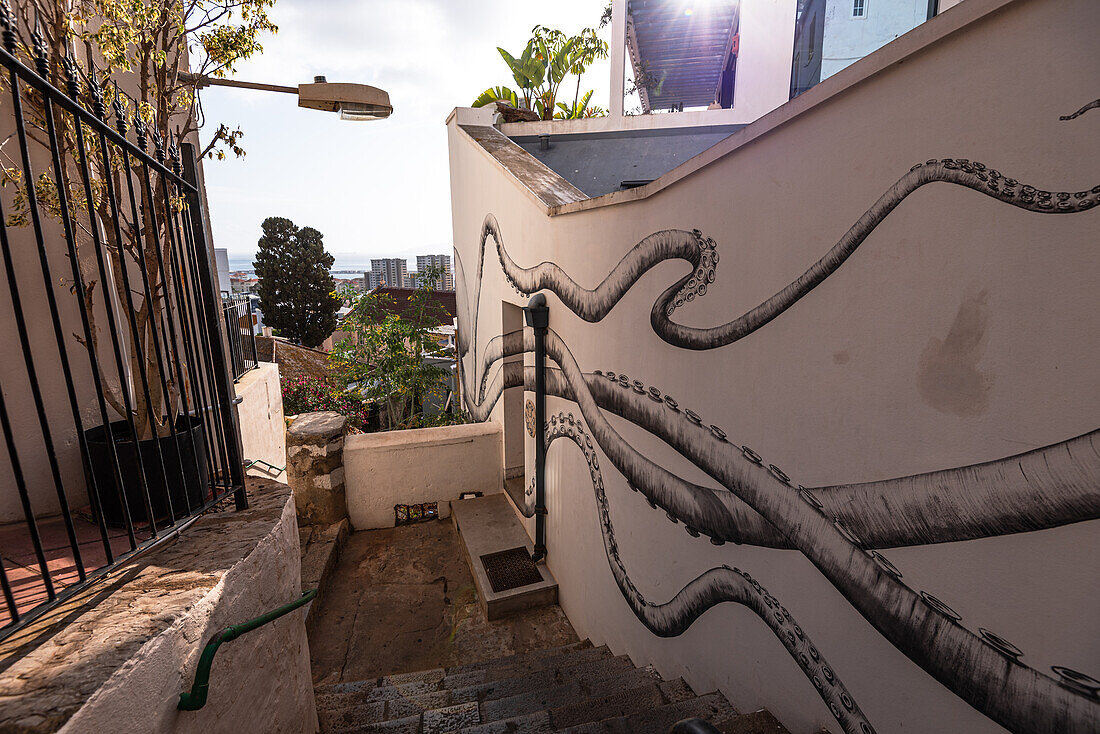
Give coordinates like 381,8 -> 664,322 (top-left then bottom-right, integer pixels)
329,266 -> 456,431
281,375 -> 373,432
555,89 -> 606,119
472,85 -> 518,108
473,22 -> 607,121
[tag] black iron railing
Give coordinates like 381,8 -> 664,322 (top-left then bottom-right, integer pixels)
0,6 -> 246,639
223,295 -> 259,381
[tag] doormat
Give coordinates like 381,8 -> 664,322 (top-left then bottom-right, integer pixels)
480,546 -> 543,593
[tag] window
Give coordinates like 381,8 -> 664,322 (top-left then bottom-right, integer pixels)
853,0 -> 865,17
807,16 -> 816,62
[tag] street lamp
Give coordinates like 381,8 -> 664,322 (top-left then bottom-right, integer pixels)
181,72 -> 392,121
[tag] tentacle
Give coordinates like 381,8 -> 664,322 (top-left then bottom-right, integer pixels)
488,162 -> 1098,350
540,328 -> 1100,734
488,355 -> 1100,548
530,365 -> 1100,547
545,416 -> 876,734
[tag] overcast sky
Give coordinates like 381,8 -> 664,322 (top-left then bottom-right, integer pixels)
198,0 -> 615,266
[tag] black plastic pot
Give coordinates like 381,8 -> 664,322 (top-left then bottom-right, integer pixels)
84,415 -> 209,527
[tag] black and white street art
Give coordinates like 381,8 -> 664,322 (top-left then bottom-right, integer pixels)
454,159 -> 1100,734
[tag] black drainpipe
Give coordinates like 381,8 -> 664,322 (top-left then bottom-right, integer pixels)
524,293 -> 549,563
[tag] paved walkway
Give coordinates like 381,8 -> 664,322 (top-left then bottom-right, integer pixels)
308,519 -> 578,686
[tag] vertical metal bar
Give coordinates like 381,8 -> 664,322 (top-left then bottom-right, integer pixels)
139,159 -> 206,515
156,171 -> 222,492
2,66 -> 86,580
70,101 -> 143,550
179,142 -> 247,509
41,63 -> 118,564
116,124 -> 186,522
524,294 -> 549,563
0,375 -> 55,602
90,105 -> 163,538
170,174 -> 232,493
0,560 -> 17,625
247,298 -> 258,368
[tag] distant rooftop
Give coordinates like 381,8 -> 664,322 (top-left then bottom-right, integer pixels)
371,287 -> 457,326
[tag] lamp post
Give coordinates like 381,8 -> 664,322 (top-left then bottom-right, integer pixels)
180,72 -> 392,120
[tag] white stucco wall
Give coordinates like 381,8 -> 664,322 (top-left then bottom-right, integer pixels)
215,248 -> 231,295
821,0 -> 929,79
344,422 -> 504,529
448,1 -> 1099,732
236,362 -> 287,479
734,0 -> 798,118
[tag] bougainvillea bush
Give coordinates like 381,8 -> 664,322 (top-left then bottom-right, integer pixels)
281,376 -> 374,432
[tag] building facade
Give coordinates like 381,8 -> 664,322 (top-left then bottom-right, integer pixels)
416,254 -> 455,291
791,0 -> 966,97
370,257 -> 408,288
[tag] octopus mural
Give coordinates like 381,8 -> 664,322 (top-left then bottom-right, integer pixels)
454,157 -> 1100,734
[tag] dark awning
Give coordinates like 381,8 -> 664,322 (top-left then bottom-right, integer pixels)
627,0 -> 740,111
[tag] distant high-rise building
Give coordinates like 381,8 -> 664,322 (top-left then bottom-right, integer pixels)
370,258 -> 408,288
363,270 -> 383,291
415,254 -> 455,291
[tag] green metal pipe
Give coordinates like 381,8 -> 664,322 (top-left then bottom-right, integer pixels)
178,589 -> 316,711
244,458 -> 286,474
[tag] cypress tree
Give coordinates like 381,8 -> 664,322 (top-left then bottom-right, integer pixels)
253,216 -> 339,348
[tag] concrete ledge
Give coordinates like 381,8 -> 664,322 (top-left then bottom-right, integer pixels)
451,494 -> 557,620
0,479 -> 317,734
345,422 -> 504,530
300,518 -> 350,632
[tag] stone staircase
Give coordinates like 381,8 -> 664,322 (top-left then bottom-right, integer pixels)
314,640 -> 790,734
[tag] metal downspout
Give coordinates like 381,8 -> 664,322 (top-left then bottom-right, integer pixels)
524,294 -> 549,563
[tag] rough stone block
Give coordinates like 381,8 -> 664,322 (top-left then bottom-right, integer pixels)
287,411 -> 348,526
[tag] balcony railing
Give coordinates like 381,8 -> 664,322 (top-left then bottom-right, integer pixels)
0,11 -> 246,638
223,295 -> 259,381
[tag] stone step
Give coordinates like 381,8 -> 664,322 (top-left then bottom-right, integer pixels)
443,639 -> 593,676
327,713 -> 421,734
478,666 -> 663,724
559,692 -> 736,733
441,646 -> 618,691
323,656 -> 652,732
315,643 -> 611,712
713,710 -> 792,734
447,653 -> 637,705
546,680 -> 667,730
454,710 -> 554,734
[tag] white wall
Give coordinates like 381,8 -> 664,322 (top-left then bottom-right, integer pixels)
236,362 -> 286,479
344,422 -> 503,529
735,0 -> 798,118
448,1 -> 1100,731
821,0 -> 929,79
215,248 -> 231,295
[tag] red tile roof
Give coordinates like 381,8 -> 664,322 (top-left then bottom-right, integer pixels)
369,287 -> 457,326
